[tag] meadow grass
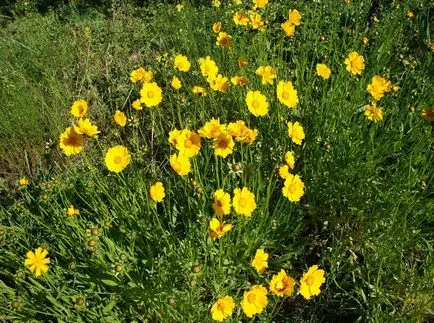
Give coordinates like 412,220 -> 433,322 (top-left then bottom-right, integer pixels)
1,0 -> 433,321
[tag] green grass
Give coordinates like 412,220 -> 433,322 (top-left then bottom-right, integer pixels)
1,0 -> 434,321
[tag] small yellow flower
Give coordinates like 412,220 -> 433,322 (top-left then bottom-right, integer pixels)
364,103 -> 384,122
212,0 -> 221,7
230,75 -> 248,86
130,67 -> 153,83
249,12 -> 265,30
74,118 -> 100,138
277,80 -> 298,108
251,249 -> 268,273
67,205 -> 80,217
253,0 -> 268,9
198,118 -> 226,139
212,189 -> 231,216
367,75 -> 391,101
281,20 -> 295,37
299,265 -> 326,300
246,90 -> 269,117
282,174 -> 305,202
316,63 -> 331,80
171,76 -> 182,90
213,133 -> 235,158
431,43 -> 434,52
233,187 -> 256,217
227,120 -> 249,141
192,86 -> 207,96
131,99 -> 143,110
238,57 -> 248,68
240,285 -> 268,318
169,153 -> 191,176
244,128 -> 259,145
216,32 -> 232,48
199,56 -> 219,78
70,99 -> 88,118
140,82 -> 163,107
287,121 -> 305,145
288,9 -> 301,26
24,247 -> 50,277
284,151 -> 295,169
233,11 -> 250,26
421,107 -> 434,122
59,127 -> 85,156
19,178 -> 29,186
345,51 -> 365,76
208,74 -> 230,92
176,4 -> 184,12
256,66 -> 276,85
210,218 -> 233,240
212,22 -> 222,33
176,129 -> 201,158
174,54 -> 191,72
269,269 -> 296,297
278,165 -> 290,179
406,10 -> 414,18
105,145 -> 131,173
363,37 -> 369,45
114,110 -> 127,127
149,182 -> 165,202
210,296 -> 235,321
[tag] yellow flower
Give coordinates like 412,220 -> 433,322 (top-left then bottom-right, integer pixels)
212,22 -> 222,33
213,133 -> 235,158
212,189 -> 231,216
363,37 -> 369,45
256,66 -> 276,85
367,75 -> 391,101
406,10 -> 414,18
345,51 -> 365,75
132,99 -> 143,110
282,174 -> 305,202
168,129 -> 182,147
19,178 -> 29,186
25,247 -> 50,277
169,153 -> 191,176
114,110 -> 127,127
431,43 -> 434,52
288,9 -> 301,25
281,20 -> 295,37
105,145 -> 130,173
364,103 -> 384,122
246,90 -> 269,117
210,296 -> 235,322
316,63 -> 331,80
249,12 -> 265,30
421,107 -> 434,122
59,127 -> 85,156
199,56 -> 219,79
287,121 -> 305,145
244,128 -> 259,145
227,121 -> 249,141
176,129 -> 201,157
70,99 -> 88,118
269,269 -> 296,297
210,217 -> 233,240
192,86 -> 207,96
277,80 -> 298,108
208,74 -> 230,92
198,118 -> 226,139
67,205 -> 80,217
238,57 -> 248,68
253,0 -> 268,9
231,75 -> 248,86
240,285 -> 268,318
171,76 -> 182,90
284,151 -> 295,169
233,12 -> 250,26
251,249 -> 268,273
74,118 -> 100,138
174,54 -> 191,72
233,187 -> 256,217
278,165 -> 290,179
299,265 -> 326,300
176,4 -> 184,12
130,67 -> 153,83
150,182 -> 165,202
140,82 -> 163,107
212,0 -> 221,7
216,32 -> 232,48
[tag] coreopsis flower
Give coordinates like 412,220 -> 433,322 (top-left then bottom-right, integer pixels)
281,20 -> 295,37
233,187 -> 256,217
105,145 -> 130,173
208,74 -> 230,92
198,118 -> 226,139
288,9 -> 301,26
256,66 -> 276,85
176,4 -> 184,11
284,151 -> 295,169
171,76 -> 182,90
168,129 -> 182,147
227,121 -> 249,141
316,63 -> 331,80
216,32 -> 232,48
277,80 -> 298,108
282,174 -> 305,202
213,133 -> 235,158
287,121 -> 305,145
251,249 -> 268,273
240,285 -> 268,318
230,75 -> 248,86
406,10 -> 414,18
174,54 -> 191,72
199,56 -> 219,78
212,22 -> 222,33
364,103 -> 384,122
249,12 -> 265,30
253,0 -> 268,9
244,128 -> 259,145
213,189 -> 231,216
176,129 -> 201,157
140,82 -> 163,107
131,99 -> 143,110
299,265 -> 326,300
269,270 -> 296,297
278,165 -> 290,179
367,75 -> 391,101
421,107 -> 434,122
238,57 -> 248,68
233,11 -> 250,26
67,205 -> 80,217
345,51 -> 365,75
210,296 -> 235,321
19,178 -> 29,186
130,67 -> 153,83
59,127 -> 85,156
74,118 -> 100,138
210,218 -> 233,240
150,182 -> 165,202
169,153 -> 191,176
25,247 -> 50,277
246,90 -> 269,116
192,86 -> 207,96
114,110 -> 127,127
70,99 -> 88,118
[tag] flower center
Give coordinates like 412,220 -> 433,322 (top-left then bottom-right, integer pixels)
306,275 -> 315,286
276,281 -> 285,290
247,293 -> 256,303
238,197 -> 247,207
184,139 -> 193,148
252,99 -> 259,109
147,91 -> 154,99
218,138 -> 228,148
282,91 -> 289,100
114,156 -> 122,164
288,184 -> 296,193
